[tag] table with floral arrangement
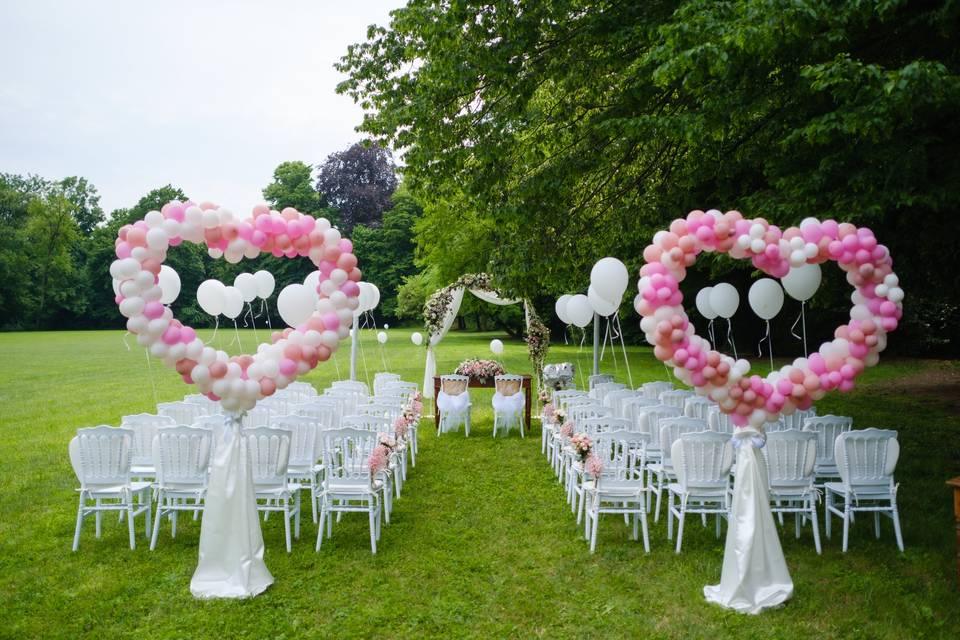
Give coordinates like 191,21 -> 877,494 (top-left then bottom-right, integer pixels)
433,358 -> 532,429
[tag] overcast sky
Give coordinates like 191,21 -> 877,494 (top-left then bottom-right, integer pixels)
0,0 -> 401,214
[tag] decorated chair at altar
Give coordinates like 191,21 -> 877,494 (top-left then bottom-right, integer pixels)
437,374 -> 471,437
492,374 -> 526,438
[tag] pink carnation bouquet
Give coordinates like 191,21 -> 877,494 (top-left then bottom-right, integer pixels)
570,433 -> 593,462
559,420 -> 574,438
585,453 -> 604,477
367,444 -> 390,477
394,415 -> 411,439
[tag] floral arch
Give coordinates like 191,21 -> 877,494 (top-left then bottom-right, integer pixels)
421,273 -> 549,394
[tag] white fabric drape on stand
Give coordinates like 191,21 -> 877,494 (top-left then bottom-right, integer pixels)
190,413 -> 273,599
704,428 -> 793,614
469,289 -> 519,306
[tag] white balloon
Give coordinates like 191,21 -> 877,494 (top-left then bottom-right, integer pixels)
276,283 -> 316,328
369,284 -> 381,310
234,272 -> 258,303
747,278 -> 785,320
377,331 -> 388,345
781,263 -> 822,302
590,257 -> 629,302
489,339 -> 504,355
709,283 -> 739,319
384,323 -> 390,329
254,270 -> 275,299
566,294 -> 593,328
587,285 -> 619,317
555,294 -> 573,324
222,286 -> 244,320
357,282 -> 374,312
411,331 -> 424,346
146,227 -> 169,250
303,271 -> 322,302
158,265 -> 181,305
695,288 -> 717,319
196,279 -> 226,316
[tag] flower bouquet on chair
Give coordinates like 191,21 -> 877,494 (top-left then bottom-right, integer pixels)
454,358 -> 505,385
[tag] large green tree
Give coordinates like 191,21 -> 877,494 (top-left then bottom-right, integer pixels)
262,161 -> 327,218
338,0 -> 960,352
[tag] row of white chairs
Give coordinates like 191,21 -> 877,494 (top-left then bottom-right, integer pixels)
543,380 -> 904,554
70,374 -> 422,554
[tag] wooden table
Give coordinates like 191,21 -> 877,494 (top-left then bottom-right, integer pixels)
948,477 -> 960,586
433,375 -> 533,431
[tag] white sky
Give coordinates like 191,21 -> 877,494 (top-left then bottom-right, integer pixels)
0,0 -> 400,214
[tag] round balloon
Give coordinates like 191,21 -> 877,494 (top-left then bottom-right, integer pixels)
587,285 -> 619,317
377,331 -> 388,344
411,331 -> 424,346
590,257 -> 629,302
782,263 -> 822,302
555,294 -> 573,324
695,287 -> 717,319
709,283 -> 739,319
158,265 -> 181,305
254,270 -> 275,299
234,272 -> 257,303
277,283 -> 316,328
748,278 -> 785,320
222,286 -> 244,320
490,338 -> 504,355
196,279 -> 226,316
368,283 -> 381,310
566,294 -> 593,328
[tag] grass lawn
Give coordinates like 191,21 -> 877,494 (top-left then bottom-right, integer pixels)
0,328 -> 958,639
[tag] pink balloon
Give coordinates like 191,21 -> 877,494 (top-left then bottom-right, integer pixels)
143,301 -> 165,320
279,358 -> 297,376
162,326 -> 181,345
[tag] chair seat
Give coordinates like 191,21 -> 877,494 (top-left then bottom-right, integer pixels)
589,479 -> 647,497
254,483 -> 302,498
157,482 -> 207,494
824,482 -> 895,499
327,479 -> 383,494
82,481 -> 152,497
288,463 -> 323,476
668,482 -> 728,499
130,464 -> 155,475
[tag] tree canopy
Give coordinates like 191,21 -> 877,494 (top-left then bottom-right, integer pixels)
315,142 -> 399,233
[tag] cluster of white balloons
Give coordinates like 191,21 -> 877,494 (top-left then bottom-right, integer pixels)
694,263 -> 823,322
196,271 -> 275,321
555,257 -> 630,327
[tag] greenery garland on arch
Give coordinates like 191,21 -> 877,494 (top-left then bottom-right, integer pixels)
422,272 -> 549,379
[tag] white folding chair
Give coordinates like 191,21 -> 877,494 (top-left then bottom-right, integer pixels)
764,429 -> 821,554
803,415 -> 853,485
374,372 -> 402,396
492,374 -> 526,438
633,404 -> 682,464
331,379 -> 370,395
316,428 -> 383,554
325,386 -> 368,417
149,426 -> 212,550
622,397 -> 660,433
191,414 -> 227,430
274,416 -> 323,524
568,417 -> 632,514
437,375 -> 471,437
69,426 -> 152,551
156,401 -> 207,426
825,429 -> 903,552
584,430 -> 651,553
667,430 -> 734,553
650,417 -> 708,521
604,389 -> 639,418
591,381 -> 626,403
120,413 -> 176,479
243,406 -> 271,429
244,427 -> 301,553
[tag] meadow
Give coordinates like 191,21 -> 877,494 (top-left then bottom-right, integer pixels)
0,328 -> 957,639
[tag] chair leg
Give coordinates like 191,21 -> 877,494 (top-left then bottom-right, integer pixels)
95,499 -> 102,539
654,473 -> 664,523
369,503 -> 378,554
72,496 -> 85,552
842,502 -> 851,553
144,495 -> 152,540
640,509 -> 650,553
667,492 -> 674,540
316,507 -> 326,552
810,500 -> 822,555
589,508 -> 599,554
127,504 -> 137,550
716,512 -> 722,538
891,502 -> 904,552
874,512 -> 881,539
675,504 -> 686,554
284,503 -> 292,553
796,510 -> 802,539
295,492 -> 301,540
150,497 -> 163,550
824,490 -> 832,539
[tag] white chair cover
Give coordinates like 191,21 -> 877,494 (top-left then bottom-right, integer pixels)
492,391 -> 525,415
704,428 -> 792,614
190,414 -> 273,599
437,390 -> 470,433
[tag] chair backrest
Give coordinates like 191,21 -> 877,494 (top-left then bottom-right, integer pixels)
579,417 -> 632,438
683,395 -> 713,421
641,380 -> 674,399
325,385 -> 369,414
440,374 -> 469,395
382,380 -> 419,399
588,374 -> 614,390
342,414 -> 392,433
622,397 -> 660,430
835,428 -> 899,488
374,372 -> 402,396
152,426 -> 212,487
803,414 -> 853,468
243,427 -> 292,490
659,417 -> 709,465
357,402 -> 403,423
69,426 -> 133,488
560,394 -> 592,411
780,407 -> 816,431
604,389 -> 639,416
764,429 -> 817,486
243,406 -> 271,429
591,381 -> 626,402
319,428 -> 378,485
273,416 -> 319,468
120,413 -> 177,466
671,431 -> 734,489
659,389 -> 694,410
183,394 -> 218,415
332,379 -> 370,394
553,389 -> 587,406
191,414 -> 226,430
763,419 -> 786,433
707,407 -> 735,434
157,401 -> 206,426
292,397 -> 340,423
286,381 -> 318,398
570,403 -> 612,426
494,374 -> 523,396
593,430 -> 649,480
635,404 -> 682,442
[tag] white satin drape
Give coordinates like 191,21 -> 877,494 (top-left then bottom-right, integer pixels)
190,414 -> 273,599
704,428 -> 793,614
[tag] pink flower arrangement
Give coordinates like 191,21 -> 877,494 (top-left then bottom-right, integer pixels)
455,358 -> 505,380
543,402 -> 556,419
552,407 -> 566,426
367,444 -> 390,477
585,453 -> 604,477
538,389 -> 551,404
378,432 -> 397,450
394,416 -> 411,439
413,390 -> 422,402
570,433 -> 593,462
560,420 -> 574,438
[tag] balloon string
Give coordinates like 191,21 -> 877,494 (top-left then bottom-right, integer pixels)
228,320 -> 242,351
357,320 -> 371,389
144,347 -> 159,407
576,328 -> 587,390
563,325 -> 569,345
258,299 -> 272,331
758,320 -> 773,371
332,347 -> 342,381
707,319 -> 716,351
246,303 -> 259,344
790,302 -> 808,358
615,314 -> 634,388
726,318 -> 738,360
607,317 -> 620,373
122,331 -> 131,351
600,317 -> 608,361
211,316 -> 219,345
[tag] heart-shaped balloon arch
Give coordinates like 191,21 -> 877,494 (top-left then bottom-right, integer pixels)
636,210 -> 903,428
110,200 -> 361,413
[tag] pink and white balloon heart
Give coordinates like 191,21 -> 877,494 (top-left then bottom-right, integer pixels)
111,200 -> 361,413
635,210 -> 903,428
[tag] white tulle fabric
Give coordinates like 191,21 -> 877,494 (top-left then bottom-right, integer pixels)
190,415 -> 273,599
436,390 -> 470,432
704,428 -> 793,614
492,391 -> 524,415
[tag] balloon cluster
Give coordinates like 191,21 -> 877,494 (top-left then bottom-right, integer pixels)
196,271 -> 273,320
110,201 -> 361,413
555,257 -> 630,327
635,210 -> 903,428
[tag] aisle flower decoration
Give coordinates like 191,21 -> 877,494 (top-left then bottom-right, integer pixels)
525,309 -> 551,385
552,406 -> 566,427
378,432 -> 397,451
560,421 -> 575,438
394,416 -> 411,439
538,389 -> 551,405
367,444 -> 390,478
455,358 -> 505,382
570,433 -> 593,462
585,454 -> 604,477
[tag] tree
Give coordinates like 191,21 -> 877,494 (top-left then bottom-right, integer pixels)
315,142 -> 398,233
337,0 -> 960,353
262,161 -> 324,216
351,187 -> 423,319
25,191 -> 80,327
59,176 -> 104,235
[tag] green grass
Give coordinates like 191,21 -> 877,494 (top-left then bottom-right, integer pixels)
0,329 -> 958,639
